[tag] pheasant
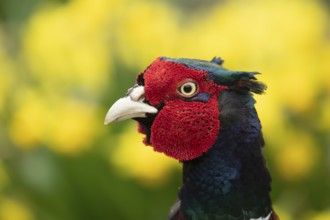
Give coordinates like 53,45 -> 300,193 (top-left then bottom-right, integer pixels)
105,57 -> 279,220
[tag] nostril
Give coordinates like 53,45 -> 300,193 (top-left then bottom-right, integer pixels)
134,96 -> 145,102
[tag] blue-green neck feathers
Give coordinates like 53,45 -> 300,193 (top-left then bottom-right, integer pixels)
177,90 -> 272,220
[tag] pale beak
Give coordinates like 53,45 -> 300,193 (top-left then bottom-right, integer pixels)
104,86 -> 158,124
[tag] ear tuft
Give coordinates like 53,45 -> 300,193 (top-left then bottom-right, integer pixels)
210,57 -> 224,66
236,77 -> 267,94
233,72 -> 267,94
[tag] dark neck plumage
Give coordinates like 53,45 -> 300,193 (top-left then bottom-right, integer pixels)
179,91 -> 272,220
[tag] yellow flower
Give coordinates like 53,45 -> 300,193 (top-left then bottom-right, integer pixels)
114,1 -> 179,70
47,99 -> 100,155
0,198 -> 34,220
9,89 -> 48,148
110,123 -> 179,187
276,134 -> 318,182
22,0 -> 116,94
177,0 -> 327,112
311,210 -> 330,220
9,88 -> 100,154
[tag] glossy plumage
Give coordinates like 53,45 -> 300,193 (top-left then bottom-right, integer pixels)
105,57 -> 279,220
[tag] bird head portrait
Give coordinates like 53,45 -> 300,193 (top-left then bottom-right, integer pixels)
105,57 -> 278,220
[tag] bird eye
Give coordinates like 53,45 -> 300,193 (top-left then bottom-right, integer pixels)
178,82 -> 198,97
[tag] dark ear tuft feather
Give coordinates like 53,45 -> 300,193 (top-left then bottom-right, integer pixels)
208,69 -> 267,94
211,57 -> 224,66
234,72 -> 267,94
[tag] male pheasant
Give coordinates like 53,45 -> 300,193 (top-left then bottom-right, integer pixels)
105,57 -> 279,220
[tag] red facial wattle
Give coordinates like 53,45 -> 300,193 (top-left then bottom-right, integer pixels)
138,58 -> 227,161
150,96 -> 221,160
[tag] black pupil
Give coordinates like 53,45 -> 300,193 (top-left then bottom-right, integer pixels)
183,84 -> 193,94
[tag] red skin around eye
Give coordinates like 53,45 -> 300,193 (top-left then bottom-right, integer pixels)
141,58 -> 227,160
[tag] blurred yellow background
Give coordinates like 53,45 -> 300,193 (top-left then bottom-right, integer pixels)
0,0 -> 330,219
